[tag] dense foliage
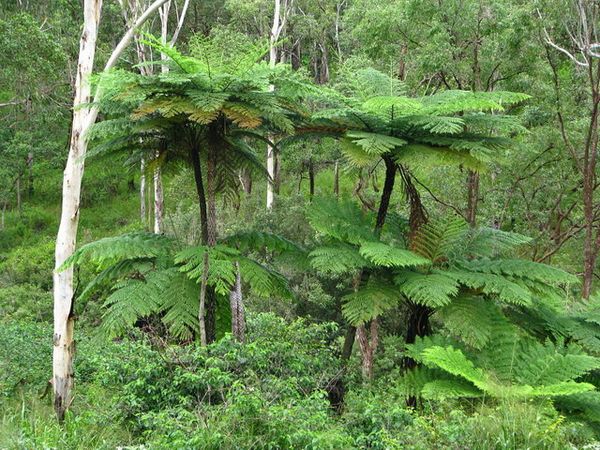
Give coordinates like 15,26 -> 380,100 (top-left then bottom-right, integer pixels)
4,0 -> 600,448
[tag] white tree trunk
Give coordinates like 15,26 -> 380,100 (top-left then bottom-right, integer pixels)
266,0 -> 283,210
140,157 -> 147,226
53,0 -> 170,421
53,0 -> 102,422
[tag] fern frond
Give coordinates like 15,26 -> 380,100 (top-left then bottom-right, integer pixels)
457,259 -> 578,286
394,270 -> 458,307
342,281 -> 399,325
410,216 -> 468,262
435,296 -> 495,349
309,244 -> 370,275
61,232 -> 173,271
360,241 -> 430,268
308,198 -> 376,244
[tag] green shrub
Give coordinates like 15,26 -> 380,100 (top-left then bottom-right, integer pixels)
0,321 -> 51,399
0,284 -> 52,322
0,239 -> 54,289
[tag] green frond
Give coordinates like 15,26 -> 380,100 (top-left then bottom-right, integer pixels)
100,268 -> 179,338
360,241 -> 430,268
463,227 -> 532,258
435,296 -> 496,349
421,346 -> 488,391
342,281 -> 399,325
394,143 -> 486,173
457,259 -> 578,286
238,257 -> 294,299
77,258 -> 154,302
309,244 -> 369,275
60,232 -> 173,271
410,215 -> 468,262
394,270 -> 458,307
407,115 -> 465,134
421,378 -> 484,400
158,270 -> 200,339
345,131 -> 407,155
175,244 -> 238,296
443,269 -> 532,306
308,198 -> 376,245
556,391 -> 600,424
514,340 -> 600,386
222,230 -> 304,255
339,137 -> 375,168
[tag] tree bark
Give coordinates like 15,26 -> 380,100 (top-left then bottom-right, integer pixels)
345,156 -> 397,365
153,152 -> 164,233
52,0 -> 173,421
581,90 -> 600,299
229,262 -> 245,342
204,129 -> 220,342
333,159 -> 339,198
356,319 -> 378,380
190,146 -> 209,245
53,0 -> 102,422
308,158 -> 315,200
198,252 -> 208,346
375,156 -> 397,235
140,158 -> 147,227
27,152 -> 34,198
266,0 -> 288,209
15,175 -> 21,212
466,170 -> 479,227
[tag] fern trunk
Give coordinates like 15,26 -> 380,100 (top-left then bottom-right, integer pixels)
204,128 -> 221,342
344,156 -> 397,365
190,141 -> 217,342
374,156 -> 397,235
229,262 -> 245,342
466,170 -> 479,227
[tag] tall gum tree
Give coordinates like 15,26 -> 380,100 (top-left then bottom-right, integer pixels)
53,0 -> 169,421
541,0 -> 600,298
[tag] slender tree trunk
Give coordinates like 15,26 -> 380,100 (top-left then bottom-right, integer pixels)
190,143 -> 217,342
204,129 -> 220,342
151,1 -> 172,234
308,158 -> 315,200
333,159 -> 339,198
356,319 -> 378,380
198,252 -> 208,346
153,152 -> 164,233
140,158 -> 147,227
52,0 -> 169,421
190,147 -> 209,245
374,156 -> 397,234
27,152 -> 34,198
229,262 -> 245,342
15,175 -> 21,212
345,156 -> 397,365
582,93 -> 600,299
466,170 -> 479,227
53,0 -> 102,422
274,152 -> 281,194
404,303 -> 432,408
266,0 -> 287,209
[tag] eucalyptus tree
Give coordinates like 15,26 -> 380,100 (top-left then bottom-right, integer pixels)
540,0 -> 600,299
52,0 -> 171,421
